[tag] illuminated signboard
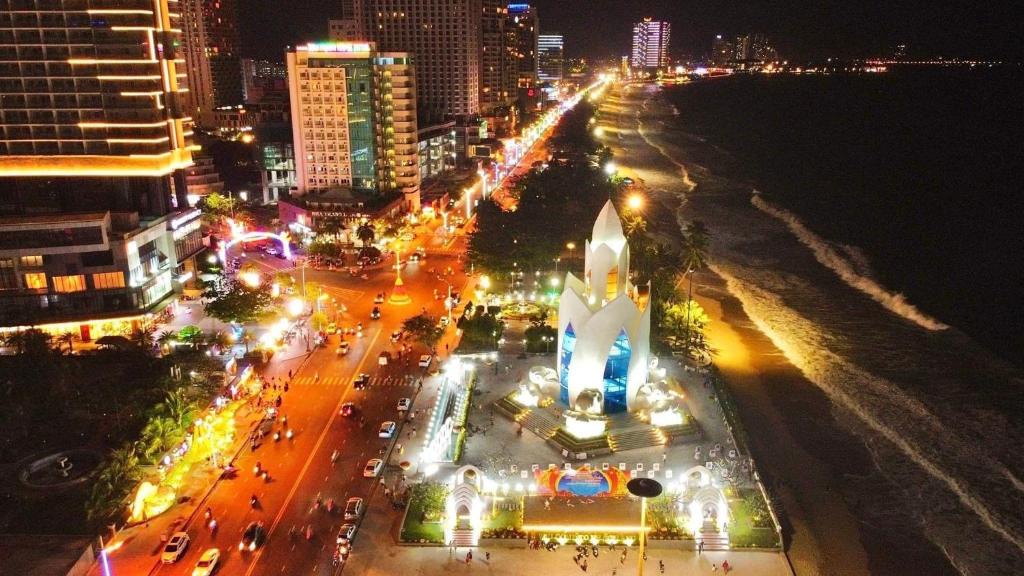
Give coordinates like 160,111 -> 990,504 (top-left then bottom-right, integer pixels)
300,42 -> 372,53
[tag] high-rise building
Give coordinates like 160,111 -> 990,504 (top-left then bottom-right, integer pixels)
328,19 -> 361,42
287,42 -> 420,208
480,0 -> 515,112
538,33 -> 564,83
180,0 -> 243,123
630,18 -> 671,71
355,0 -> 482,120
710,34 -> 734,66
0,0 -> 202,337
751,34 -> 778,62
507,3 -> 539,88
733,34 -> 752,61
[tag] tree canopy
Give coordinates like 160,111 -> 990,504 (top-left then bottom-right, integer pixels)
402,313 -> 445,350
202,276 -> 277,324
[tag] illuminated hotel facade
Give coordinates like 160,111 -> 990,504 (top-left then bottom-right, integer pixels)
630,18 -> 671,71
287,42 -> 420,209
0,0 -> 203,339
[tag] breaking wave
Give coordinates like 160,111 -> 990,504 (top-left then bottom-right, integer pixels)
750,192 -> 949,331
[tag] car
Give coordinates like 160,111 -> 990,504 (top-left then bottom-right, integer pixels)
397,398 -> 411,411
161,532 -> 190,564
621,176 -> 635,186
265,246 -> 280,256
390,329 -> 403,343
363,458 -> 383,478
370,306 -> 381,320
190,548 -> 220,576
239,521 -> 266,552
374,292 -> 385,304
327,323 -> 338,335
418,355 -> 432,368
335,341 -> 350,356
439,316 -> 450,327
340,402 -> 356,417
336,523 -> 358,544
353,373 -> 370,389
343,497 -> 364,520
378,421 -> 397,438
409,253 -> 420,262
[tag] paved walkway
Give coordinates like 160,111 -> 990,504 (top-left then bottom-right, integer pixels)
346,540 -> 790,576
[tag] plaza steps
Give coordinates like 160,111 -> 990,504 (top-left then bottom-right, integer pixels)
607,426 -> 667,452
517,408 -> 561,439
450,528 -> 477,547
696,528 -> 730,551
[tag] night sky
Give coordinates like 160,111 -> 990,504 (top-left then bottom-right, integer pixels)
240,0 -> 1021,62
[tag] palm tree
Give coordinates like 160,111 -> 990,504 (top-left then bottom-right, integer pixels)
57,332 -> 75,354
140,416 -> 179,463
356,223 -> 375,246
156,330 -> 176,355
86,444 -> 142,524
681,221 -> 710,357
161,389 -> 198,432
132,324 -> 157,352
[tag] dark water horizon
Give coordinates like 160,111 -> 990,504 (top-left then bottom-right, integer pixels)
618,69 -> 1024,575
663,68 -> 1024,369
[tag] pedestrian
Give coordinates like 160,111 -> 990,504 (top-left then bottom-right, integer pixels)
485,552 -> 491,562
712,563 -> 718,572
466,551 -> 472,563
659,560 -> 665,573
698,539 -> 704,555
722,560 -> 731,573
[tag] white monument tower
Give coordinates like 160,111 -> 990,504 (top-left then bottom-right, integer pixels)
557,200 -> 651,414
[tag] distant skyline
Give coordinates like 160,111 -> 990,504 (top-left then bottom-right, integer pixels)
240,0 -> 1021,62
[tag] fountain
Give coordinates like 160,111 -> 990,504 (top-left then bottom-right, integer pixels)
18,449 -> 101,490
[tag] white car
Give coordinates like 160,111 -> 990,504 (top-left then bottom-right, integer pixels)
343,497 -> 364,520
335,341 -> 350,356
265,246 -> 279,256
363,458 -> 383,478
397,398 -> 411,411
418,355 -> 432,368
337,523 -> 358,544
161,532 -> 190,564
191,548 -> 220,576
378,421 -> 396,438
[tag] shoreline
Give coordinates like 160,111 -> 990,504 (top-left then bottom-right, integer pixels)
596,82 -> 965,576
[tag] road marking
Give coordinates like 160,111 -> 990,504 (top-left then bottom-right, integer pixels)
243,328 -> 382,576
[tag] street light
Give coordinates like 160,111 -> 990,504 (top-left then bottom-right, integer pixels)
627,193 -> 644,211
627,478 -> 663,576
604,162 -> 617,176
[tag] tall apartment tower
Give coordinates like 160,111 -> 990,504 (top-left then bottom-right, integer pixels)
0,0 -> 203,336
355,0 -> 482,121
480,0 -> 515,112
328,0 -> 362,41
630,18 -> 671,71
537,33 -> 564,83
287,42 -> 420,207
180,0 -> 243,123
507,3 -> 539,88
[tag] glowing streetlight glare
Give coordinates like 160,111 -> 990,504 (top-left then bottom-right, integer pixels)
627,194 -> 644,210
593,126 -> 604,137
240,270 -> 261,288
480,275 -> 492,290
286,298 -> 304,317
550,277 -> 560,287
604,162 -> 617,175
206,254 -> 218,264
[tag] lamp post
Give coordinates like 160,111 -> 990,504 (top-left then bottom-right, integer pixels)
627,477 -> 663,576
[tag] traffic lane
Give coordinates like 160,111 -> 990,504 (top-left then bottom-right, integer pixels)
249,334 -> 420,574
154,334 -> 381,576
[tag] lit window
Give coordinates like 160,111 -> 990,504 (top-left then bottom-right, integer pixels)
19,255 -> 43,267
24,272 -> 47,290
52,274 -> 86,293
92,271 -> 125,290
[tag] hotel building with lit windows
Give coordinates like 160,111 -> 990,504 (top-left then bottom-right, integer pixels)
0,0 -> 203,339
286,41 -> 420,210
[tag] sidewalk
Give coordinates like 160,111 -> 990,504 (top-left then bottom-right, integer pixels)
93,337 -> 314,576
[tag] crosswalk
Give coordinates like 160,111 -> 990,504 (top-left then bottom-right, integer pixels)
290,374 -> 417,388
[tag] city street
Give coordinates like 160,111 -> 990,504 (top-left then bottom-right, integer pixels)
116,232 -> 473,576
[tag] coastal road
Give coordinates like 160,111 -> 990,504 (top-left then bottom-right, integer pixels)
151,235 -> 472,576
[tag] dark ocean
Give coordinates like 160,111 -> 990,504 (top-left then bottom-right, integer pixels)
619,69 -> 1024,574
663,68 -> 1024,368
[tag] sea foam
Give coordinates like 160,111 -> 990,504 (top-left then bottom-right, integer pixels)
750,192 -> 949,331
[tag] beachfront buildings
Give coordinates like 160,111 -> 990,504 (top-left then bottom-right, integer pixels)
179,0 -> 244,124
538,33 -> 564,83
557,201 -> 652,414
507,3 -> 539,90
630,18 -> 671,72
287,42 -> 420,208
0,0 -> 204,338
356,0 -> 482,119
